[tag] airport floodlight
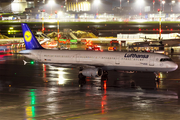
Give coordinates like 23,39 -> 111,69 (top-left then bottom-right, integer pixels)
136,0 -> 144,4
48,0 -> 55,5
94,0 -> 101,5
162,1 -> 165,12
58,11 -> 63,16
48,0 -> 55,14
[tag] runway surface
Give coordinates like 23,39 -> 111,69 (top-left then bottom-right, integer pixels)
0,49 -> 180,120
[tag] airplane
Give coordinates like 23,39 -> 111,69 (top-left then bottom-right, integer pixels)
138,35 -> 180,47
19,23 -> 178,86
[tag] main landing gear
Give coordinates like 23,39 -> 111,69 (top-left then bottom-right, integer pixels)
78,69 -> 109,88
78,67 -> 86,87
78,73 -> 86,87
154,72 -> 160,88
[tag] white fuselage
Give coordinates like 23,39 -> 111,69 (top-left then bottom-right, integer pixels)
20,50 -> 178,72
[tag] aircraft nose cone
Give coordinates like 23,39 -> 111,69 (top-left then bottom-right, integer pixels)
172,62 -> 178,71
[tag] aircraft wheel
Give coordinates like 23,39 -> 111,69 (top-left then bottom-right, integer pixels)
78,73 -> 86,85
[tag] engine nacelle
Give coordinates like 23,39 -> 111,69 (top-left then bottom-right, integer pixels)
81,68 -> 103,77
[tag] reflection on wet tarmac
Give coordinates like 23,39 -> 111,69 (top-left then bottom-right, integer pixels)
25,89 -> 36,119
0,47 -> 180,119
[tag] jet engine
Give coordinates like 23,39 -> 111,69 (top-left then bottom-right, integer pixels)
81,68 -> 103,77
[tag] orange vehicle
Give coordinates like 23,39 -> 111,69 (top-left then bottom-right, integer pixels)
93,45 -> 101,51
86,40 -> 92,46
86,45 -> 102,51
108,47 -> 114,51
108,46 -> 117,51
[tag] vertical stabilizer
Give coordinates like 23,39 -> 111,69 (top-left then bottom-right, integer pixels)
21,23 -> 44,49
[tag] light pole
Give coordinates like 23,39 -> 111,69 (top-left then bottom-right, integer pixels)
94,0 -> 100,17
179,0 -> 180,11
120,0 -> 121,9
159,9 -> 162,40
171,0 -> 175,12
153,0 -> 155,11
76,0 -> 78,12
159,0 -> 162,40
162,1 -> 165,12
136,0 -> 144,18
57,11 -> 63,48
48,0 -> 55,15
41,9 -> 45,34
55,11 -> 60,48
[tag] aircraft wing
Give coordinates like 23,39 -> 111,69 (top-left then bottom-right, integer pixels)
132,38 -> 180,47
162,39 -> 180,46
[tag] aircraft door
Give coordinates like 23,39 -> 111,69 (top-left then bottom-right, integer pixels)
149,55 -> 154,66
115,57 -> 120,65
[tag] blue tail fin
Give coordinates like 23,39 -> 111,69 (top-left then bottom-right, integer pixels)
21,23 -> 44,49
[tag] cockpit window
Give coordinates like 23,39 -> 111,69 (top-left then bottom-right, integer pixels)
160,58 -> 172,62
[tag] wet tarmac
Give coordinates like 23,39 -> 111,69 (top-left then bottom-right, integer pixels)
0,48 -> 180,120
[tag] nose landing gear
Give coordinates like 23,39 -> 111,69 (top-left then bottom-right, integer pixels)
78,70 -> 109,89
154,72 -> 160,89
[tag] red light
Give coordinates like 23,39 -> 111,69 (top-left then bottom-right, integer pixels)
153,29 -> 155,31
42,9 -> 45,12
43,64 -> 46,71
58,34 -> 61,38
139,29 -> 141,31
158,9 -> 160,12
156,29 -> 158,31
139,13 -> 142,15
86,43 -> 92,46
170,29 -> 173,31
103,81 -> 107,90
55,11 -> 57,14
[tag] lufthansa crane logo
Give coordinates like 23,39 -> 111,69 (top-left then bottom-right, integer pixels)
24,31 -> 32,42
